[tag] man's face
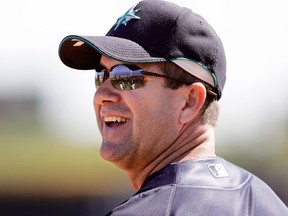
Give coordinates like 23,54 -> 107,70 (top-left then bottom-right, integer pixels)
93,56 -> 185,170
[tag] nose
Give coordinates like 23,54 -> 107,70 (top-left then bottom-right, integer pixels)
94,80 -> 121,106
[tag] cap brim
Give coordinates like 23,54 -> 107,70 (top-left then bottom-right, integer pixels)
58,35 -> 167,70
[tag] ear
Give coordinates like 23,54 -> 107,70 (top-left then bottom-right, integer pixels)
179,83 -> 206,124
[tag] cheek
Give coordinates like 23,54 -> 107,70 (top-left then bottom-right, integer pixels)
132,95 -> 181,140
131,104 -> 181,158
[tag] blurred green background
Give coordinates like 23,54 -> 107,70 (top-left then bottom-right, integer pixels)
0,95 -> 287,215
1,0 -> 287,215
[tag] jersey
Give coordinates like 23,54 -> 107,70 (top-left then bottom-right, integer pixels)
105,157 -> 288,216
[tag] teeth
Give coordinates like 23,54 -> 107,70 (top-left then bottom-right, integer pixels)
104,116 -> 127,123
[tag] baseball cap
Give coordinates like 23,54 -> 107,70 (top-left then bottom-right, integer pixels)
59,0 -> 226,99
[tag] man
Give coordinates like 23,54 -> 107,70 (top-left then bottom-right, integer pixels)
58,0 -> 288,215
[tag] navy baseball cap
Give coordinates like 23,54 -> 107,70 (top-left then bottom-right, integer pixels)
59,0 -> 226,99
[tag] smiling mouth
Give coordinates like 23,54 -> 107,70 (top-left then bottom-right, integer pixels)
104,116 -> 128,127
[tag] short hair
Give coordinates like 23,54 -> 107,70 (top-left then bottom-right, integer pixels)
158,62 -> 220,127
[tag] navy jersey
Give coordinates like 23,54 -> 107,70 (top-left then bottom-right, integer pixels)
106,157 -> 288,216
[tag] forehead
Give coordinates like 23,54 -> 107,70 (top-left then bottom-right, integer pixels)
138,63 -> 163,73
100,55 -> 163,73
99,55 -> 122,69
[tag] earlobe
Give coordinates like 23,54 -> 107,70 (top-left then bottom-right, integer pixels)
179,83 -> 206,124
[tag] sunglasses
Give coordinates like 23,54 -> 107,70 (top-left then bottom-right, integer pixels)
95,64 -> 184,90
95,64 -> 217,96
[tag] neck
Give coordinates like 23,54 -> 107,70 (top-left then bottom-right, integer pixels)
127,120 -> 216,190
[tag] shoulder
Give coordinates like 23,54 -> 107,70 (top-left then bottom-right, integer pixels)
174,157 -> 251,188
171,157 -> 288,215
107,157 -> 288,216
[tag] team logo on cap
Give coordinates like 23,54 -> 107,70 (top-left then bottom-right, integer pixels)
114,4 -> 140,30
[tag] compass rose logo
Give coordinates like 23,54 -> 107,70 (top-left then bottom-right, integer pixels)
114,4 -> 141,31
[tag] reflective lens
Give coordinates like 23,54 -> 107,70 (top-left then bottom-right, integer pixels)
95,64 -> 218,97
95,65 -> 145,90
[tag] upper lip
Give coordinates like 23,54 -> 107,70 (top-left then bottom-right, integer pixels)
100,111 -> 129,120
104,116 -> 128,122
99,106 -> 129,123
